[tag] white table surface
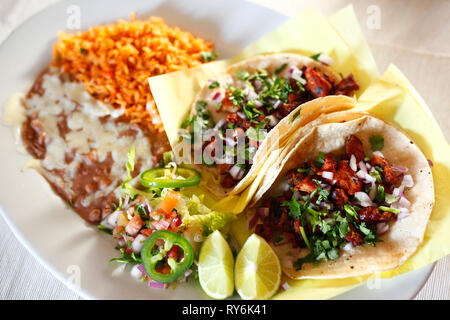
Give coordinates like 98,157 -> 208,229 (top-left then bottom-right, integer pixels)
0,0 -> 448,300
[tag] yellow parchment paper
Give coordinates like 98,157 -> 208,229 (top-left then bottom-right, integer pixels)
149,5 -> 450,299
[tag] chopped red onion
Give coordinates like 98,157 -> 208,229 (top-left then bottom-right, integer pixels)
256,207 -> 269,219
122,195 -> 130,208
322,171 -> 334,180
144,200 -> 152,214
355,192 -> 374,207
248,213 -> 260,229
154,220 -> 170,230
427,159 -> 434,167
391,166 -> 408,173
212,91 -> 222,101
377,222 -> 389,235
137,264 -> 148,277
350,155 -> 357,171
230,165 -> 245,180
149,280 -> 165,289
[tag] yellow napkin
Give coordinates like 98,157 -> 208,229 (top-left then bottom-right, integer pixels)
149,5 -> 450,299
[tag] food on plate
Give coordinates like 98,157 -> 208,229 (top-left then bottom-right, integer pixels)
10,16 -> 217,224
247,113 -> 434,279
178,53 -> 359,196
100,149 -> 235,287
234,234 -> 281,300
198,230 -> 235,299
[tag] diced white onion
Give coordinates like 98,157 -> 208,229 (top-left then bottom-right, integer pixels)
194,233 -> 204,242
281,282 -> 291,291
267,115 -> 279,127
355,192 -> 374,207
377,222 -> 389,235
401,175 -> 414,188
369,182 -> 377,200
350,155 -> 357,171
132,234 -> 147,254
318,53 -> 335,66
254,100 -> 263,107
230,165 -> 245,180
101,210 -> 120,229
322,171 -> 334,180
130,264 -> 143,280
342,242 -> 354,253
356,170 -> 376,184
358,161 -> 368,174
373,151 -> 384,158
398,196 -> 411,208
397,208 -> 410,220
273,100 -> 281,109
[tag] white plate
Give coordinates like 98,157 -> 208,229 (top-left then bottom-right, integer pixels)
0,0 -> 433,300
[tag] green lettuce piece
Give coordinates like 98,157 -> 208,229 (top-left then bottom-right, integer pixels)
183,195 -> 235,237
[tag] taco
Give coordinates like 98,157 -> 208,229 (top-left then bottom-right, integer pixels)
177,53 -> 360,197
247,112 -> 434,279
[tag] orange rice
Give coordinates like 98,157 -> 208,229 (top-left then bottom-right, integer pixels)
52,15 -> 215,132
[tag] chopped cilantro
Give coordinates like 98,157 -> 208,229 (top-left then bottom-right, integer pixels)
310,53 -> 321,61
291,109 -> 301,122
315,152 -> 326,167
208,80 -> 220,89
275,63 -> 287,75
97,225 -> 112,235
236,69 -> 250,80
200,51 -> 219,62
369,134 -> 384,151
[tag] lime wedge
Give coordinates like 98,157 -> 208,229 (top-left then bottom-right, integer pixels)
198,230 -> 234,299
235,234 -> 281,300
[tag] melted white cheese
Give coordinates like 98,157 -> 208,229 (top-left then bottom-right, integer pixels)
19,68 -> 155,208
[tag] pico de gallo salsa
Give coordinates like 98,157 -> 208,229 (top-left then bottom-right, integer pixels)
98,148 -> 234,288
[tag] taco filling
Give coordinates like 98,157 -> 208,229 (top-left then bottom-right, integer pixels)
182,56 -> 359,189
253,134 -> 415,270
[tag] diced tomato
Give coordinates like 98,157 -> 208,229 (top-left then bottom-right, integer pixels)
140,228 -> 153,237
156,265 -> 171,275
125,215 -> 144,236
168,245 -> 179,260
159,190 -> 181,214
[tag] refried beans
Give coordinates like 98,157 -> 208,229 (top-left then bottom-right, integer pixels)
20,68 -> 170,224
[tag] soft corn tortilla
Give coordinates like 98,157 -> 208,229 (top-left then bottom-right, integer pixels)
183,53 -> 355,197
250,113 -> 434,279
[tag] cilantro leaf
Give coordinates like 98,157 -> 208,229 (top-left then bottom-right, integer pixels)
369,134 -> 384,151
200,51 -> 219,62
